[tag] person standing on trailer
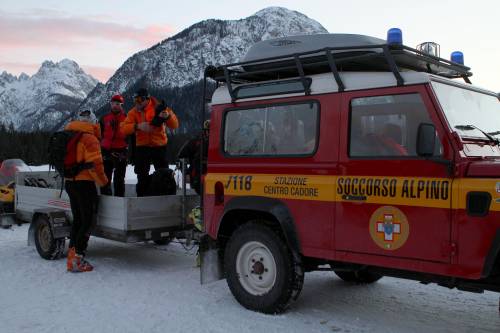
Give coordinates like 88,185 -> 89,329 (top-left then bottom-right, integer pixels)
120,88 -> 179,196
65,110 -> 108,273
99,94 -> 128,197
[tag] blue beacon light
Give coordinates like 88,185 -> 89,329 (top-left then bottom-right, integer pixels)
451,51 -> 464,65
387,28 -> 403,46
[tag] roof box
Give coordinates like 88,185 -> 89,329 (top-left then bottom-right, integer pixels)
244,34 -> 385,62
242,34 -> 386,71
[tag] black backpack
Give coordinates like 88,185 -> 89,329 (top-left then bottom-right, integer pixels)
145,168 -> 177,196
48,131 -> 93,179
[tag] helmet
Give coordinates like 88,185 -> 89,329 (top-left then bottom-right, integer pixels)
77,110 -> 97,123
111,94 -> 124,104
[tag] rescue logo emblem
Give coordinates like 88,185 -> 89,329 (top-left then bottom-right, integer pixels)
369,206 -> 409,251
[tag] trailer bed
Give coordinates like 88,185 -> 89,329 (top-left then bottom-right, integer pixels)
16,171 -> 199,243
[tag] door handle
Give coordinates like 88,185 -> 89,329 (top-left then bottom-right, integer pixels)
342,195 -> 367,201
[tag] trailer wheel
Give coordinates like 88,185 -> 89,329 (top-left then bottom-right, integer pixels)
34,216 -> 65,260
334,269 -> 382,284
225,222 -> 303,314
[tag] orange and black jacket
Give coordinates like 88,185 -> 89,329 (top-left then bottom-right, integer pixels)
120,97 -> 179,147
64,121 -> 108,187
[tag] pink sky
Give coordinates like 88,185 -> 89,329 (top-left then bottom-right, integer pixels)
0,2 -> 498,89
0,9 -> 175,82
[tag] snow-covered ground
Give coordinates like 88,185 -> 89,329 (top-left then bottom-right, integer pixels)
1,224 -> 500,333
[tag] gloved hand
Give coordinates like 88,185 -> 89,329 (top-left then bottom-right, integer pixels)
151,100 -> 171,127
137,122 -> 153,133
155,100 -> 166,115
158,110 -> 171,120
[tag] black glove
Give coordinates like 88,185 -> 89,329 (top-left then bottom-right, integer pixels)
151,100 -> 170,127
155,100 -> 166,115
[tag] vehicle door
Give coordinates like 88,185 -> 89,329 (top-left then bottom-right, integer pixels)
335,85 -> 453,263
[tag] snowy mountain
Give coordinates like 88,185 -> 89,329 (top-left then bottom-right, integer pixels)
79,7 -> 327,133
0,60 -> 98,131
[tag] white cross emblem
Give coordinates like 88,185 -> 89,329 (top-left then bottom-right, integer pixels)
376,214 -> 401,241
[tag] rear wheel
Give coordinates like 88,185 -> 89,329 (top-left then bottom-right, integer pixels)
334,269 -> 382,284
34,216 -> 65,260
224,222 -> 303,314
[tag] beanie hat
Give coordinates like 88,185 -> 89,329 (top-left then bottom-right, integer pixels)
111,94 -> 124,103
77,110 -> 97,123
133,88 -> 150,99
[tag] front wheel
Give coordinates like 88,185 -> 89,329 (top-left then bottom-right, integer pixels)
224,222 -> 303,314
34,216 -> 65,260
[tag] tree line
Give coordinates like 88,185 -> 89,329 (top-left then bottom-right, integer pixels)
0,123 -> 193,166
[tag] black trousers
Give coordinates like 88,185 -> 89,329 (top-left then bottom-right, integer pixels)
100,150 -> 127,197
134,145 -> 168,197
66,181 -> 98,256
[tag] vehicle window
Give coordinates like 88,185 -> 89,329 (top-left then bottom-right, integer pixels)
224,102 -> 319,156
431,81 -> 500,140
349,94 -> 442,157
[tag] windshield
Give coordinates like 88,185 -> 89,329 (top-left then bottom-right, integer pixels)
431,81 -> 500,139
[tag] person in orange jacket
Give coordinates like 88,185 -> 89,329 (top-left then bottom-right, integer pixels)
120,88 -> 179,196
65,110 -> 108,273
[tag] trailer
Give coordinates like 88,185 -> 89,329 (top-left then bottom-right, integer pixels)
14,170 -> 199,259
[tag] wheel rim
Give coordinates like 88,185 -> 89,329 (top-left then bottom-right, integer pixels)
38,223 -> 52,252
236,241 -> 277,296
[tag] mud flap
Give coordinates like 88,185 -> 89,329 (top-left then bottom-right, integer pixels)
200,234 -> 224,284
0,214 -> 15,228
27,221 -> 35,246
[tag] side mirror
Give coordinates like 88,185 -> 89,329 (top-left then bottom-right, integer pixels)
417,123 -> 436,157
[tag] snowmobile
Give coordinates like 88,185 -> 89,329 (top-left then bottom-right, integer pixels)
0,159 -> 30,228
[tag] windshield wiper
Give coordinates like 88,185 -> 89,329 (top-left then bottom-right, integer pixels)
455,124 -> 500,145
487,130 -> 500,136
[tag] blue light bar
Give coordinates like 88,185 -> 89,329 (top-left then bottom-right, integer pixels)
387,28 -> 403,45
451,51 -> 464,65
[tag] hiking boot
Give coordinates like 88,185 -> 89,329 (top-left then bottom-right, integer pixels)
68,252 -> 94,273
66,247 -> 76,272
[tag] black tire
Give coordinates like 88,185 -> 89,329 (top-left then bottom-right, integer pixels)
334,269 -> 383,284
34,216 -> 65,260
224,222 -> 304,314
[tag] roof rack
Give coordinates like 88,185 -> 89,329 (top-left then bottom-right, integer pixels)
205,43 -> 473,102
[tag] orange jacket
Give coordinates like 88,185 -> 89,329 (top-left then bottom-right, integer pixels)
64,121 -> 108,187
120,97 -> 179,147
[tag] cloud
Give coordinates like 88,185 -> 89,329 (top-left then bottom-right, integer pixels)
0,10 -> 175,50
